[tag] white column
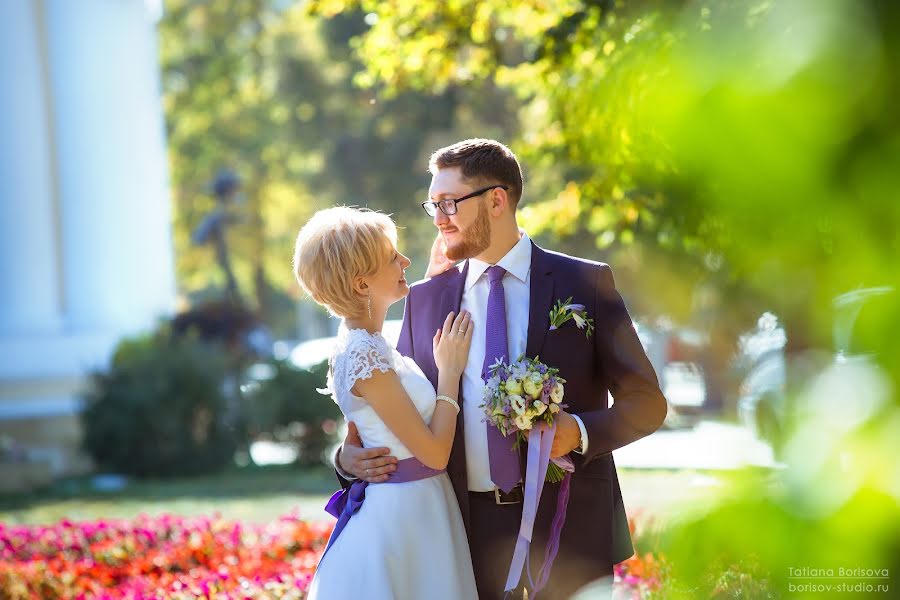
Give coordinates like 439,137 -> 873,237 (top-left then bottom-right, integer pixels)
44,0 -> 175,334
0,0 -> 62,336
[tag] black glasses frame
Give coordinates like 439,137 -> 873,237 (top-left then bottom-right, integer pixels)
421,185 -> 509,217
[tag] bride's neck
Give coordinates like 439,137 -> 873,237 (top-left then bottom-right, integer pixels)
344,314 -> 385,335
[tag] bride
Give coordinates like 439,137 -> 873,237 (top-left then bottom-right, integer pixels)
293,206 -> 479,599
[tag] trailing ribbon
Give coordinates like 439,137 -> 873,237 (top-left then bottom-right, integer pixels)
534,459 -> 573,594
320,457 -> 445,561
322,479 -> 368,558
503,423 -> 575,599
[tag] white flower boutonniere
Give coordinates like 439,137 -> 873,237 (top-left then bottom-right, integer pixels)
549,296 -> 594,338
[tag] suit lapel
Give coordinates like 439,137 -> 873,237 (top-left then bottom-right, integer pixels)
526,243 -> 555,359
517,243 -> 556,482
435,262 -> 471,531
440,260 -> 468,313
431,263 -> 468,441
433,261 -> 468,377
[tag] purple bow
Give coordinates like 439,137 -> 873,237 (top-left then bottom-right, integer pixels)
320,457 -> 446,561
322,480 -> 368,557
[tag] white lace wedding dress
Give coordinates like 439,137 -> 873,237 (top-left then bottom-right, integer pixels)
308,326 -> 478,600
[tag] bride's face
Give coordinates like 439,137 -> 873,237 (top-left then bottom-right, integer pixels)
366,246 -> 411,310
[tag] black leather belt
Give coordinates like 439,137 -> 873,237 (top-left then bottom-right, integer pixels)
469,483 -> 524,505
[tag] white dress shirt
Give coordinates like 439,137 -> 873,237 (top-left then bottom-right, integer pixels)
461,233 -> 589,492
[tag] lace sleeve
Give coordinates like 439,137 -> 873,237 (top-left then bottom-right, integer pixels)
338,332 -> 394,397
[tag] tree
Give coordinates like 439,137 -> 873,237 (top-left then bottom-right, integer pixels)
160,0 -> 519,335
307,2 -> 900,594
309,0 -> 900,364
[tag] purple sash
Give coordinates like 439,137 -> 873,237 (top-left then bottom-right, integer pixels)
321,456 -> 445,558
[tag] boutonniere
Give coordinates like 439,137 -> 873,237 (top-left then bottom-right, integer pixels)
549,297 -> 594,338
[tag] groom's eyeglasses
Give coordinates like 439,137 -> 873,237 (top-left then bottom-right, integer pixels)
421,185 -> 509,217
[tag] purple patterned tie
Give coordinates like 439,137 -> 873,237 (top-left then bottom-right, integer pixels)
483,265 -> 521,493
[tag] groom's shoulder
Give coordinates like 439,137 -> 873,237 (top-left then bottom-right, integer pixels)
537,245 -> 617,291
540,246 -> 611,274
407,264 -> 463,296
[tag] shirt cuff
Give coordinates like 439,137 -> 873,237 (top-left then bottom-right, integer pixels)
571,414 -> 589,455
334,446 -> 358,480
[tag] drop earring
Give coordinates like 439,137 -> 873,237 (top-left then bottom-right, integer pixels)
367,293 -> 372,319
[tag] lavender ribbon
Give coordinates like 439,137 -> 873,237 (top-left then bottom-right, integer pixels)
503,423 -> 575,599
321,457 -> 445,559
534,468 -> 572,594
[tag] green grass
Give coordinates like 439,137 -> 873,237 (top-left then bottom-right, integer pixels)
0,466 -> 748,527
0,464 -> 337,525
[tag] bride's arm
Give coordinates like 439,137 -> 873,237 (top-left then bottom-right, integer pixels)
354,311 -> 472,471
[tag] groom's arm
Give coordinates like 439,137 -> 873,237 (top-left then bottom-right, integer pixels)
576,264 -> 667,465
334,438 -> 397,486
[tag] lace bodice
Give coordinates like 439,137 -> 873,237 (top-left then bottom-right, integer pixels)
322,325 -> 438,460
328,328 -> 394,411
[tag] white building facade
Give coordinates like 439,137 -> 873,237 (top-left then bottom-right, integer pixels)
0,0 -> 175,476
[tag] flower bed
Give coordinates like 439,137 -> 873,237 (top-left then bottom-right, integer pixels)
1,512 -> 666,599
0,513 -> 332,599
613,515 -> 666,599
614,551 -> 666,599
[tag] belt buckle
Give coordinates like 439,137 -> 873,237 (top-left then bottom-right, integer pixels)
494,487 -> 521,505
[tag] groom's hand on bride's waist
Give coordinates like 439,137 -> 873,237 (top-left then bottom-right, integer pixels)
337,421 -> 398,483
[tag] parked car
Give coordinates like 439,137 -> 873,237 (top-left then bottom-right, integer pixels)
832,286 -> 894,364
289,319 -> 403,370
635,319 -> 708,428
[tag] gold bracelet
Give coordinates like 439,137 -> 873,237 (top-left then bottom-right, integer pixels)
435,394 -> 460,413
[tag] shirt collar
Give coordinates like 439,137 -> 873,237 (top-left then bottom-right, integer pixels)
465,232 -> 532,291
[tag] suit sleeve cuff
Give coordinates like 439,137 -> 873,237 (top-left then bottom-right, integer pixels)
334,446 -> 358,480
571,414 -> 589,454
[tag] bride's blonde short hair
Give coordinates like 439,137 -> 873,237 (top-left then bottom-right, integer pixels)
293,206 -> 398,318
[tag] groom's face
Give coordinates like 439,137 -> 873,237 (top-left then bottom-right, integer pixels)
428,167 -> 492,261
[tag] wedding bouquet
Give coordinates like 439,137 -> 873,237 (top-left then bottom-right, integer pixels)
481,355 -> 569,483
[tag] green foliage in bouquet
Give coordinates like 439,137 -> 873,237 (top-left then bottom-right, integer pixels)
82,328 -> 241,478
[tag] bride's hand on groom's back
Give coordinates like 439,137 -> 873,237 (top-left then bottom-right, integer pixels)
433,311 -> 474,379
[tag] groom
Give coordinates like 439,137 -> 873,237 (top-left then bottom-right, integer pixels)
336,139 -> 667,599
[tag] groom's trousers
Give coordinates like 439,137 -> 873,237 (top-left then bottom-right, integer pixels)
468,491 -> 613,600
468,490 -> 527,600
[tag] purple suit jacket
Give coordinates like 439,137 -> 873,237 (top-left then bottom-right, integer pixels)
394,242 -> 667,571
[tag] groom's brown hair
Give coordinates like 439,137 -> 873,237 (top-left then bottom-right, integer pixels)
429,139 -> 524,207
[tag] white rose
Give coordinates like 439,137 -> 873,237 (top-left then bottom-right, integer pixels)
514,414 -> 532,431
505,377 -> 524,395
549,403 -> 561,414
533,400 -> 547,415
550,382 -> 564,404
509,393 -> 527,415
522,377 -> 542,398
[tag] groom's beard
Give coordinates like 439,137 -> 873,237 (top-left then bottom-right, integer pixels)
445,200 -> 491,261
